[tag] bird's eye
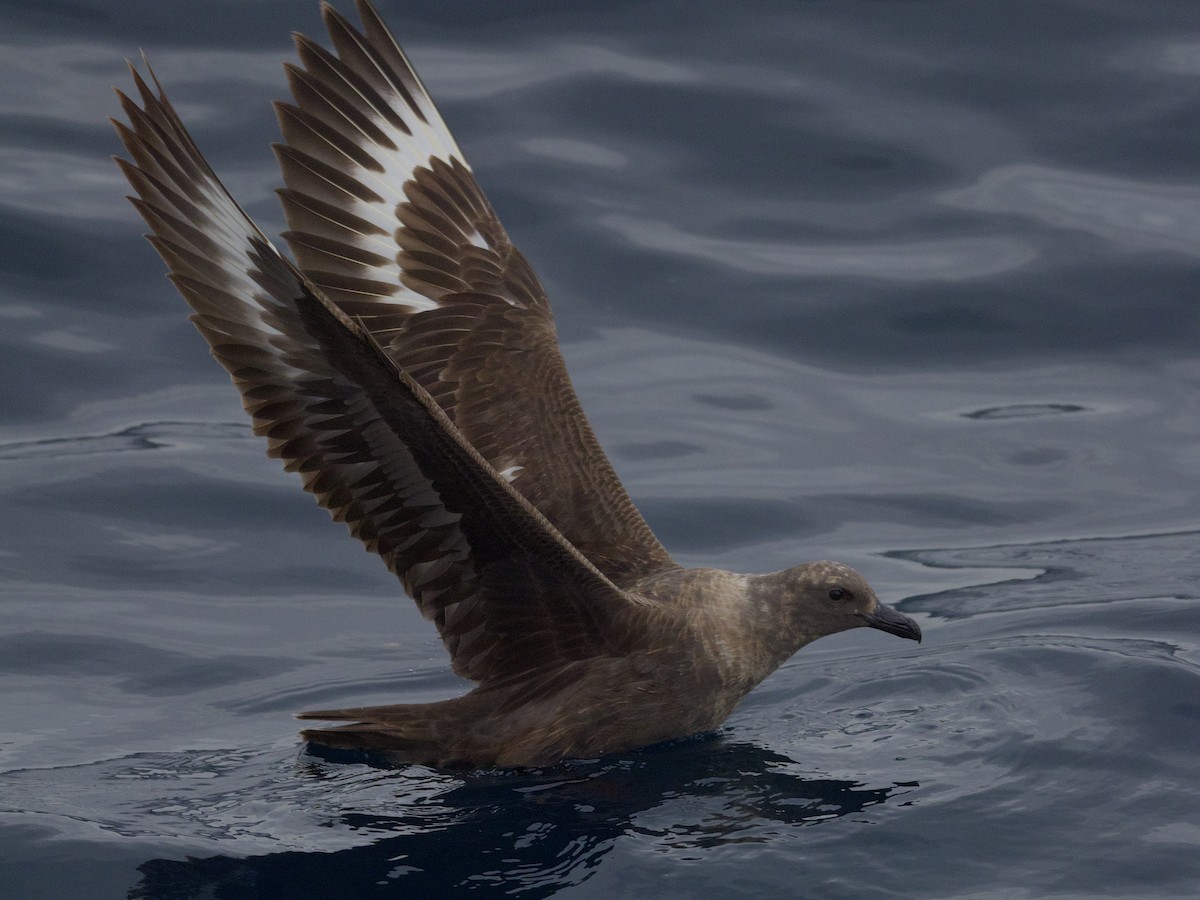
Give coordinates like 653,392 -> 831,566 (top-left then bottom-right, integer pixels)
828,587 -> 849,602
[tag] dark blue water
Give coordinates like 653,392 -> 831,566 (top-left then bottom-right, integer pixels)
3,1 -> 1200,896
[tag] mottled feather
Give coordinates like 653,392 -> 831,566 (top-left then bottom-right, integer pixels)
112,2 -> 922,768
113,62 -> 651,688
273,0 -> 675,585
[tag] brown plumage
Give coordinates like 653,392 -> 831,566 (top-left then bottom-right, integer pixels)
113,0 -> 921,769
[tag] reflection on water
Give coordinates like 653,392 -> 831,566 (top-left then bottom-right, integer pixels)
126,739 -> 908,897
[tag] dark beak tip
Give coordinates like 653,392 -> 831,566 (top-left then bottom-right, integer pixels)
860,604 -> 923,644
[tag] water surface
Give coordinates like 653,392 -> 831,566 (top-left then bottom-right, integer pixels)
2,0 -> 1200,897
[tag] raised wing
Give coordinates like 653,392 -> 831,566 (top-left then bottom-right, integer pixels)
113,64 -> 650,685
272,0 -> 675,585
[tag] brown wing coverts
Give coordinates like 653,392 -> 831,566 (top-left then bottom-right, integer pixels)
113,65 -> 640,684
274,0 -> 676,585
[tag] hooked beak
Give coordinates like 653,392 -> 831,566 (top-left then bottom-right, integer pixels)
859,602 -> 922,642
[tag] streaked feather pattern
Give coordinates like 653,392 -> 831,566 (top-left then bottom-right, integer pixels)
273,1 -> 675,584
112,1 -> 921,767
113,61 -> 648,689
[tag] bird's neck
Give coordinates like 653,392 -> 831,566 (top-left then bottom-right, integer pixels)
740,570 -> 825,676
661,568 -> 819,695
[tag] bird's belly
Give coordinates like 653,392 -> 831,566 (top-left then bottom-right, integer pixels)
488,654 -> 738,766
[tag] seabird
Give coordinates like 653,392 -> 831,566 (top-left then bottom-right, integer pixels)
113,0 -> 921,768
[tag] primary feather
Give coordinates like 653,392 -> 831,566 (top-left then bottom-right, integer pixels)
113,0 -> 921,768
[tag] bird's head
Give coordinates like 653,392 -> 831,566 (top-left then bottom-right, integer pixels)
777,560 -> 922,644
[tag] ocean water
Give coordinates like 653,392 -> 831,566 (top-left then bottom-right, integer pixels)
2,0 -> 1200,897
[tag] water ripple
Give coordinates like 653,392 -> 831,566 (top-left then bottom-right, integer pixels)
599,213 -> 1037,280
0,420 -> 250,461
960,402 -> 1090,420
942,164 -> 1200,256
893,529 -> 1200,618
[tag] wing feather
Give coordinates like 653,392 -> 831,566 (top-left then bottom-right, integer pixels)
274,0 -> 677,585
114,62 -> 649,685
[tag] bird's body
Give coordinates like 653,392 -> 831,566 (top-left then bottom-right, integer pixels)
300,564 -> 893,767
114,0 -> 921,768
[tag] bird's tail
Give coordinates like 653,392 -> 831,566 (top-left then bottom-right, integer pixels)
297,698 -> 483,766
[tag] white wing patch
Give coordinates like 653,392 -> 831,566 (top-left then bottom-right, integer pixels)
463,227 -> 490,250
277,17 -> 490,316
